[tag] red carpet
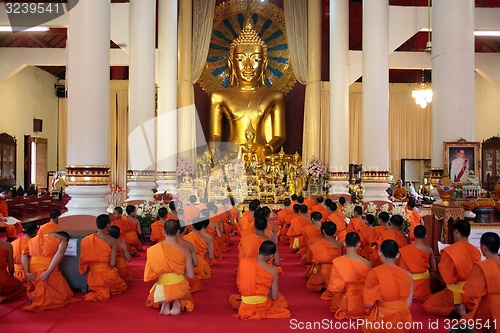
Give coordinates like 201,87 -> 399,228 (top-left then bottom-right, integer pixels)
1,233 -> 450,333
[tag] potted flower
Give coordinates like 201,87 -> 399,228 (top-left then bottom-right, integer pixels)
128,201 -> 169,243
305,156 -> 326,184
105,184 -> 126,213
177,156 -> 194,185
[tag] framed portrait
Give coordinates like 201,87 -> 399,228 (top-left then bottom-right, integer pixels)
443,140 -> 481,184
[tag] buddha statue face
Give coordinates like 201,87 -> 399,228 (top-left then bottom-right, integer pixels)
231,44 -> 266,88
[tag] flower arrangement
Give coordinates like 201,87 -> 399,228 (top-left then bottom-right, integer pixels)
177,156 -> 194,177
305,156 -> 326,178
124,200 -> 170,231
105,184 -> 126,213
390,205 -> 412,234
343,202 -> 355,218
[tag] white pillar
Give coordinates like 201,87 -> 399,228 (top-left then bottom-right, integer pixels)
361,0 -> 390,201
127,0 -> 157,201
431,0 -> 475,169
65,0 -> 111,216
329,0 -> 350,195
156,0 -> 178,194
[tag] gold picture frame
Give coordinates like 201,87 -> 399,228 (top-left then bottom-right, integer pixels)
443,139 -> 481,184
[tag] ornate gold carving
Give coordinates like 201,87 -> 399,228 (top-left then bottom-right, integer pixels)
65,166 -> 110,186
156,171 -> 177,182
361,170 -> 390,183
429,168 -> 444,187
328,171 -> 349,181
127,170 -> 157,183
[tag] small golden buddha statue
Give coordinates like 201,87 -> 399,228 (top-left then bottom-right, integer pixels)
239,122 -> 266,166
288,152 -> 302,177
209,14 -> 286,159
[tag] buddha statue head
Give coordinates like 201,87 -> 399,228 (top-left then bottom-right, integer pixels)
244,122 -> 257,143
228,17 -> 268,88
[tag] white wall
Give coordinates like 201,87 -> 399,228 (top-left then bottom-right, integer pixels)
475,72 -> 500,142
0,66 -> 59,188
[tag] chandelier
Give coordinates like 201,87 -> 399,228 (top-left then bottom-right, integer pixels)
412,70 -> 433,109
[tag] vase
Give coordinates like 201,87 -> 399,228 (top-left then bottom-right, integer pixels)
437,186 -> 454,206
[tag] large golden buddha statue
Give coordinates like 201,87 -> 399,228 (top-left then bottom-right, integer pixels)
209,16 -> 286,159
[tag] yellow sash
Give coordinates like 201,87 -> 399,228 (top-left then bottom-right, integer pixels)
241,295 -> 267,305
158,273 -> 186,286
446,281 -> 465,304
412,270 -> 430,280
292,237 -> 300,249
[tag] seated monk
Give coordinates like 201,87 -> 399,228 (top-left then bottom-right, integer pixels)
207,202 -> 229,251
108,226 -> 133,283
303,196 -> 315,211
347,206 -> 365,234
277,198 -> 293,240
404,197 -> 423,241
337,196 -> 347,213
363,240 -> 413,333
370,214 -> 410,268
297,211 -> 322,259
175,223 -> 202,293
11,222 -> 37,282
392,179 -> 408,202
463,232 -> 500,330
183,219 -> 212,279
111,207 -> 141,256
199,218 -> 218,264
0,239 -> 26,303
229,241 -> 290,320
22,231 -> 77,311
167,201 -> 180,221
239,200 -> 259,232
329,232 -> 371,319
357,214 -> 377,260
327,202 -> 347,242
398,225 -> 436,301
220,198 -> 238,240
287,205 -> 310,252
239,215 -> 281,268
79,214 -> 127,302
0,189 -> 23,241
423,220 -> 481,317
38,209 -> 61,235
183,195 -> 201,226
310,196 -> 328,222
122,205 -> 143,252
305,222 -> 343,299
144,219 -> 194,315
149,207 -> 168,244
280,203 -> 300,245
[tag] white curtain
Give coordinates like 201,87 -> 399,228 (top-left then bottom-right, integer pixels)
192,0 -> 216,83
283,0 -> 308,84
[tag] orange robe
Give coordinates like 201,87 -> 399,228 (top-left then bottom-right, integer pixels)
358,226 -> 377,260
229,258 -> 290,320
206,226 -> 222,260
11,236 -> 30,282
310,204 -> 328,221
423,240 -> 481,316
115,246 -> 133,283
0,245 -> 26,303
210,215 -> 228,252
347,217 -> 365,234
123,217 -> 143,252
0,199 -> 23,239
363,265 -> 413,333
183,232 -> 211,279
405,208 -> 422,240
23,235 -> 75,311
328,212 -> 347,242
279,211 -> 297,244
398,244 -> 432,301
304,197 -> 315,210
463,259 -> 500,333
38,222 -> 59,235
183,205 -> 200,225
287,215 -> 309,251
297,224 -> 321,258
393,186 -> 407,201
328,256 -> 370,319
306,238 -> 343,294
239,215 -> 254,231
149,220 -> 165,244
79,234 -> 128,302
144,243 -> 194,312
213,213 -> 231,246
370,229 -> 409,267
238,233 -> 271,260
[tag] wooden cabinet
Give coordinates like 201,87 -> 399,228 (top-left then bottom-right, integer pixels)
482,136 -> 500,191
0,133 -> 16,190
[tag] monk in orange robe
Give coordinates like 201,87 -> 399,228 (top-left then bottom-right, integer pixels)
22,231 -> 76,311
338,196 -> 347,213
0,239 -> 26,303
358,214 -> 377,260
229,241 -> 290,320
79,214 -> 127,302
405,201 -> 423,241
297,211 -> 321,259
279,203 -> 300,245
167,200 -> 180,221
111,206 -> 141,256
38,209 -> 61,235
327,202 -> 347,242
200,210 -> 222,260
0,189 -> 23,241
287,205 -> 310,252
183,195 -> 201,226
207,202 -> 229,248
149,207 -> 168,244
239,200 -> 259,231
122,205 -> 143,251
463,232 -> 500,333
176,224 -> 202,293
108,225 -> 133,283
423,219 -> 481,317
370,214 -> 410,267
303,196 -> 315,211
392,179 -> 408,202
398,225 -> 436,301
277,198 -> 293,231
310,196 -> 328,222
347,205 -> 365,234
219,198 -> 237,242
144,219 -> 195,315
195,197 -> 208,212
363,239 -> 413,333
329,232 -> 371,319
11,222 -> 37,282
238,216 -> 280,267
183,219 -> 212,279
306,222 -> 343,298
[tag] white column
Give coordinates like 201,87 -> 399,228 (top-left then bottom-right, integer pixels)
361,0 -> 390,201
156,0 -> 178,194
127,0 -> 157,201
431,0 -> 475,169
329,0 -> 350,195
65,0 -> 111,216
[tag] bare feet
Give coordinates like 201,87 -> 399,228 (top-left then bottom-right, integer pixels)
170,300 -> 181,316
453,304 -> 466,317
159,302 -> 171,316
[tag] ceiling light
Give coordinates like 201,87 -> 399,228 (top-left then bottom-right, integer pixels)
0,26 -> 49,32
